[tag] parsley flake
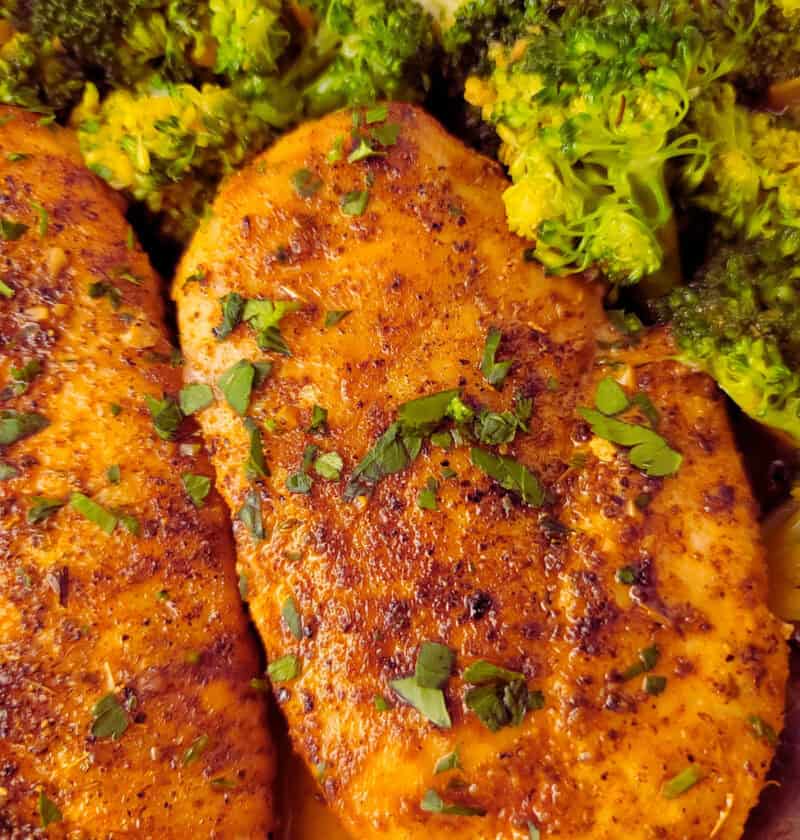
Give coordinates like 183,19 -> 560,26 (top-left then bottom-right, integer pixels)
371,122 -> 401,147
324,310 -> 351,329
238,490 -> 264,540
0,409 -> 48,444
341,190 -> 369,216
218,360 -> 256,415
309,404 -> 328,432
434,748 -> 461,774
107,464 -> 121,484
182,473 -> 211,507
90,693 -> 129,740
661,766 -> 703,799
179,383 -> 213,415
314,451 -> 343,480
292,168 -> 323,198
390,642 -> 453,728
183,734 -> 210,765
595,377 -> 629,415
417,477 -> 438,511
374,694 -> 392,711
365,105 -> 388,123
145,394 -> 182,440
70,492 -> 118,534
243,299 -> 302,355
244,417 -> 269,480
421,789 -> 485,817
38,791 -> 62,827
0,460 -> 19,480
30,201 -> 48,238
268,654 -> 300,682
0,279 -> 14,298
214,293 -> 245,340
282,596 -> 302,640
463,659 -> 540,732
480,327 -> 511,387
28,496 -> 64,524
470,448 -> 545,507
0,218 -> 28,240
748,715 -> 778,746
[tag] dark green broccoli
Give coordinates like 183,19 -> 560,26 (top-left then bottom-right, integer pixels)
295,0 -> 436,115
665,235 -> 800,443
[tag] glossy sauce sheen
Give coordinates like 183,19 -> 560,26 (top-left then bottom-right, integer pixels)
175,104 -> 789,839
0,108 -> 275,837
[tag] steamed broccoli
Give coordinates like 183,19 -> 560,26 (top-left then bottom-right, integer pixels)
295,0 -> 435,115
462,2 -> 730,287
684,83 -> 800,251
665,237 -> 800,443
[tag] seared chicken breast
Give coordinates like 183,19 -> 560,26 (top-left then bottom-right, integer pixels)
0,108 -> 275,837
175,104 -> 788,839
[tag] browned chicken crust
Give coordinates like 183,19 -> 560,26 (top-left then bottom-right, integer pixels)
0,108 -> 275,838
175,104 -> 789,839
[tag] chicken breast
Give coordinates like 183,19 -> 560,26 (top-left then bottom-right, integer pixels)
0,108 -> 275,837
174,103 -> 789,839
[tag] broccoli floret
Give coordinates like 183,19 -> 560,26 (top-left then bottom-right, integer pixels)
75,76 -> 288,240
463,2 -> 732,287
665,237 -> 800,443
210,0 -> 291,76
297,0 -> 436,115
685,83 -> 800,252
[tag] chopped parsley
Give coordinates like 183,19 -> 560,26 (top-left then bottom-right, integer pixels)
749,715 -> 778,746
327,135 -> 344,163
211,777 -> 237,790
474,410 -> 523,445
107,464 -> 121,484
433,748 -> 461,774
144,394 -> 182,440
182,734 -> 210,766
643,675 -> 667,695
30,202 -> 48,238
6,152 -> 29,162
0,460 -> 19,480
70,492 -> 118,534
182,473 -> 211,508
578,408 -> 681,477
420,789 -> 485,817
287,445 -> 317,493
463,659 -> 540,732
348,138 -> 383,163
0,409 -> 48,445
631,392 -> 660,427
179,383 -> 214,415
292,168 -> 323,198
213,292 -> 245,340
470,448 -> 545,507
0,218 -> 28,240
238,490 -> 264,540
243,299 -> 302,355
417,477 -> 438,511
372,122 -> 401,147
340,189 -> 369,216
480,327 -> 511,387
344,422 -> 416,500
324,310 -> 351,329
314,451 -> 343,481
90,693 -> 129,740
268,654 -> 301,682
88,281 -> 122,309
398,389 -> 460,435
27,496 -> 64,524
616,566 -> 637,585
309,404 -> 328,432
621,645 -> 660,681
661,766 -> 703,799
218,360 -> 257,415
0,279 -> 14,298
374,695 -> 392,711
244,418 -> 269,480
282,596 -> 303,640
390,642 -> 453,729
365,105 -> 388,123
38,791 -> 62,827
595,377 -> 629,415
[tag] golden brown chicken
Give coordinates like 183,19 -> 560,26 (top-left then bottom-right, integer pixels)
0,107 -> 275,837
175,103 -> 789,839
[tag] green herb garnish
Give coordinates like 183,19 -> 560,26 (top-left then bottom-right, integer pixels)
242,299 -> 302,355
415,642 -> 454,689
374,695 -> 392,711
595,377 -> 629,415
238,490 -> 264,540
30,202 -> 48,238
268,654 -> 301,682
88,281 -> 121,309
182,734 -> 210,766
292,168 -> 323,198
179,383 -> 213,415
470,448 -> 545,507
28,496 -> 64,524
372,122 -> 401,147
0,409 -> 48,444
282,596 -> 303,640
144,394 -> 182,440
621,645 -> 660,681
748,715 -> 778,746
480,327 -> 511,387
70,492 -> 118,534
309,404 -> 328,432
214,292 -> 245,340
661,766 -> 703,799
182,473 -> 211,508
390,642 -> 453,728
341,189 -> 369,216
314,451 -> 343,480
433,748 -> 461,774
0,279 -> 14,298
463,659 -> 539,732
420,789 -> 485,817
324,310 -> 351,328
90,693 -> 129,740
38,791 -> 62,827
348,138 -> 382,163
643,675 -> 667,695
0,218 -> 28,240
244,417 -> 269,480
218,360 -> 256,415
0,461 -> 19,480
107,464 -> 121,484
417,477 -> 439,511
365,105 -> 388,123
